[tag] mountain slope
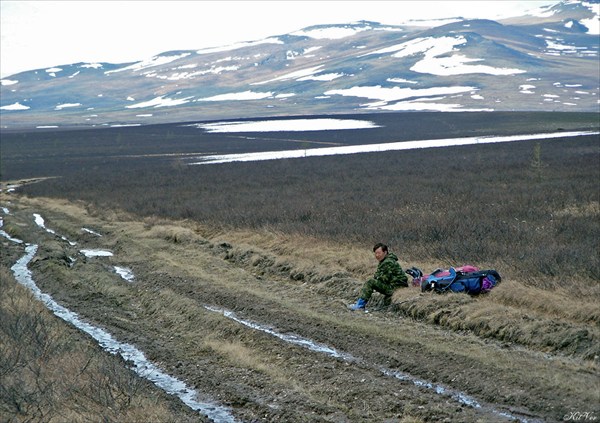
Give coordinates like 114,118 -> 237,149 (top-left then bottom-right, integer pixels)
1,0 -> 598,129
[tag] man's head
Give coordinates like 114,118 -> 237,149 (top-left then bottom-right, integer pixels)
373,242 -> 388,262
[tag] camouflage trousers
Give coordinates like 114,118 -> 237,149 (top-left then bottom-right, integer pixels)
359,278 -> 402,301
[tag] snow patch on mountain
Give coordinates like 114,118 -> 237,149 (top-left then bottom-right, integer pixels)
324,85 -> 478,102
196,38 -> 284,55
126,96 -> 193,108
145,65 -> 240,80
0,102 -> 29,110
45,67 -> 63,77
55,103 -> 82,110
414,54 -> 526,76
298,72 -> 348,81
292,25 -> 371,39
106,53 -> 191,74
581,1 -> 600,34
324,85 -> 492,112
81,63 -> 103,69
364,36 -> 526,75
520,84 -> 536,94
388,77 -> 419,84
374,101 -> 493,112
252,65 -> 325,85
197,91 -> 273,101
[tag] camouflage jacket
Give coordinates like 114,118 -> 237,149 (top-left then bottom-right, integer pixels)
373,252 -> 408,287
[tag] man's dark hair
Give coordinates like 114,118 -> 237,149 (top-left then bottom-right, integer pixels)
373,243 -> 388,253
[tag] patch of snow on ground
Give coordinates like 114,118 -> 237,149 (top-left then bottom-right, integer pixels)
189,118 -> 380,133
190,131 -> 598,165
1,79 -> 18,86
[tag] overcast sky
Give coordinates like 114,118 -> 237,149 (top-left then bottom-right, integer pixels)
1,0 -> 559,79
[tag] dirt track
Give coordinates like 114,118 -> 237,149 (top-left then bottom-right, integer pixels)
2,192 -> 597,423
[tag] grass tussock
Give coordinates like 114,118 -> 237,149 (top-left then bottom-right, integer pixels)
204,338 -> 272,374
147,223 -> 199,244
390,286 -> 600,360
0,266 -> 198,423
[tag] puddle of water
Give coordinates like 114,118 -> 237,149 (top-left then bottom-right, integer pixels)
114,266 -> 135,282
0,207 -> 23,244
0,228 -> 23,243
33,213 -> 77,246
82,227 -> 102,237
206,305 -> 540,423
0,209 -> 22,243
80,249 -> 113,257
4,232 -> 237,423
206,305 -> 355,361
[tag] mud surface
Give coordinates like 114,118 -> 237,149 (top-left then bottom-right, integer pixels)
2,193 -> 597,422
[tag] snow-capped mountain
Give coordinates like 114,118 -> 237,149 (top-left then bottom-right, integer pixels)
1,0 -> 598,129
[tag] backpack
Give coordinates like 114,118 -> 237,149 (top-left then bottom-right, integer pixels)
406,265 -> 501,295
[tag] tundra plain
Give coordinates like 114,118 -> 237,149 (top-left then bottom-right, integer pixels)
1,112 -> 599,422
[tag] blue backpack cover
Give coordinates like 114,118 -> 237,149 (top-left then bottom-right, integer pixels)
415,266 -> 501,295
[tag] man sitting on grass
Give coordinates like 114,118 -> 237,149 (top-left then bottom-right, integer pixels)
348,243 -> 408,311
